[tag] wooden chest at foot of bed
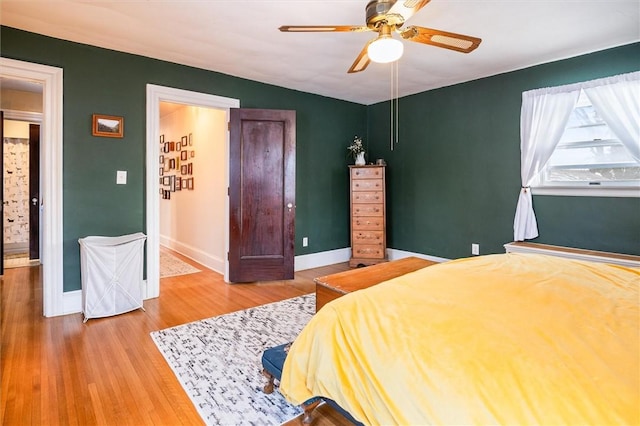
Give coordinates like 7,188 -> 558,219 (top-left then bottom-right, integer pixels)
314,256 -> 437,312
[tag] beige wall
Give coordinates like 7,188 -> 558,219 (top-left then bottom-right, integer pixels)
3,119 -> 30,138
159,104 -> 227,273
1,89 -> 43,113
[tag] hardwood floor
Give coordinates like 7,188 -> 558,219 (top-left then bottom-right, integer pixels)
1,250 -> 351,425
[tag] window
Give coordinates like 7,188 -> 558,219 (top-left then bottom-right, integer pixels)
514,71 -> 639,241
532,90 -> 640,191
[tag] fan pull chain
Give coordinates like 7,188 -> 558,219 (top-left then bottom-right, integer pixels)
395,61 -> 399,147
390,61 -> 399,151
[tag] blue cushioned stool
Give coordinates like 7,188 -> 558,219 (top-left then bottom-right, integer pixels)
261,342 -> 290,394
261,343 -> 363,425
261,342 -> 321,424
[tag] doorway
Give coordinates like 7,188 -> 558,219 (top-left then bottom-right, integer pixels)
0,57 -> 64,317
157,102 -> 227,277
2,114 -> 42,270
146,84 -> 239,300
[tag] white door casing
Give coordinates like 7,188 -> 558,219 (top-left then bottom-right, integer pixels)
145,84 -> 239,298
0,57 -> 64,317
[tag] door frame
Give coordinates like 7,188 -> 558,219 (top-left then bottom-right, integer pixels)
145,84 -> 239,298
0,58 -> 64,317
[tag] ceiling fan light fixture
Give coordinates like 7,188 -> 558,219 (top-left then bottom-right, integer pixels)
367,36 -> 404,63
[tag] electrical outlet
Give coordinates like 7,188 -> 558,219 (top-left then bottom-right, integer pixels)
116,170 -> 127,185
471,243 -> 480,255
302,237 -> 308,247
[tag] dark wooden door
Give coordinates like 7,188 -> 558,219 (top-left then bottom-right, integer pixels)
29,124 -> 40,260
228,108 -> 296,282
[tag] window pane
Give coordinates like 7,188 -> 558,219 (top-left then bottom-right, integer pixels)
539,89 -> 640,188
568,105 -> 603,125
560,123 -> 617,144
546,166 -> 640,183
548,143 -> 638,167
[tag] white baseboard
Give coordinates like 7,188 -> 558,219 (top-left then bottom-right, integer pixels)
387,248 -> 449,263
60,246 -> 448,316
294,247 -> 449,271
294,248 -> 351,271
63,289 -> 82,315
160,236 -> 224,274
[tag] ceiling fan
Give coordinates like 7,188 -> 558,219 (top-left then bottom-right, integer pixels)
279,0 -> 482,73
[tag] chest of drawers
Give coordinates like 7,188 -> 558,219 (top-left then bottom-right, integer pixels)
349,165 -> 387,267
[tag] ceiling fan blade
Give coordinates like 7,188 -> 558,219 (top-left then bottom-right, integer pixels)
388,0 -> 431,23
279,25 -> 370,33
400,26 -> 481,53
348,42 -> 372,74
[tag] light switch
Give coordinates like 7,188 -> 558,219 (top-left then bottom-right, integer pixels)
116,170 -> 127,185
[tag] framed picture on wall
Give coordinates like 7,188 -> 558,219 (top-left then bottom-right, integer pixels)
189,133 -> 193,146
187,177 -> 194,190
163,176 -> 170,186
160,134 -> 164,144
181,165 -> 188,175
159,167 -> 164,176
163,142 -> 170,153
181,150 -> 188,161
176,141 -> 182,151
175,177 -> 182,191
92,114 -> 124,138
181,135 -> 188,145
190,150 -> 195,158
159,155 -> 164,164
187,163 -> 193,175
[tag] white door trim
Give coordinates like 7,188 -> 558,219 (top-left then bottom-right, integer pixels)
145,85 -> 239,298
0,58 -> 64,317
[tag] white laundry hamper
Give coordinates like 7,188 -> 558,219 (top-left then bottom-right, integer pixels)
79,232 -> 147,322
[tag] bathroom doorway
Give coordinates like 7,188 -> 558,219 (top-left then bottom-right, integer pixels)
1,77 -> 43,270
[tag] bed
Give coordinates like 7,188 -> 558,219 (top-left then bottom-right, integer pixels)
280,252 -> 639,425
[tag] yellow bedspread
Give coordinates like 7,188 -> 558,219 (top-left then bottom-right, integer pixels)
280,253 -> 640,425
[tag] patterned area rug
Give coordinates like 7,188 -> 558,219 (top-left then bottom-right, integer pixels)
160,251 -> 201,278
150,294 -> 315,425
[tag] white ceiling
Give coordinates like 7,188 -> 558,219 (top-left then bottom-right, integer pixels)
1,0 -> 638,105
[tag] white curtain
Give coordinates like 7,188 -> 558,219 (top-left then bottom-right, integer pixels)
513,86 -> 580,241
584,72 -> 640,162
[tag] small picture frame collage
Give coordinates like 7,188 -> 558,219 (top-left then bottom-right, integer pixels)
159,133 -> 195,200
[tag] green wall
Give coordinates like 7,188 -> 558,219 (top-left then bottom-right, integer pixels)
367,43 -> 640,258
1,26 -> 366,292
2,26 -> 639,293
